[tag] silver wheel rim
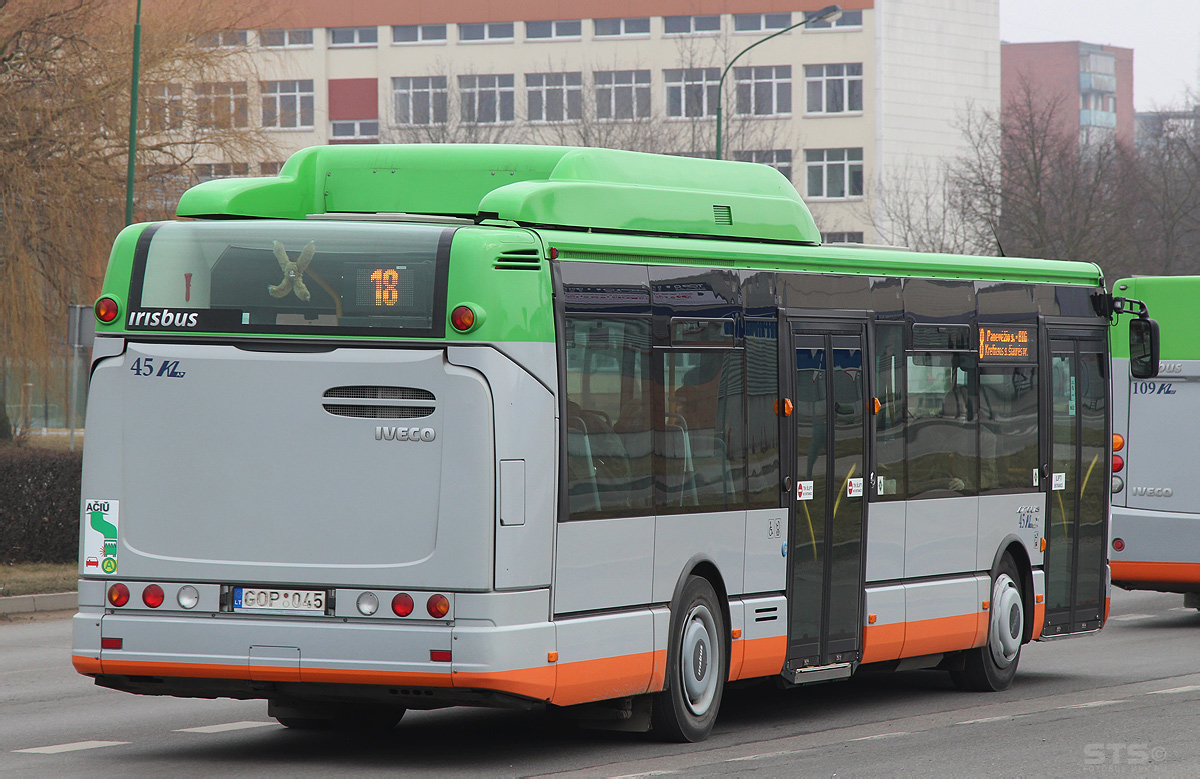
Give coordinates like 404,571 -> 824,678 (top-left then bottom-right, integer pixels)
679,603 -> 720,716
989,573 -> 1023,668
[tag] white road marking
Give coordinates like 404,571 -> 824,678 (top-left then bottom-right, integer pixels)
175,721 -> 276,734
849,731 -> 910,741
1059,700 -> 1125,709
726,750 -> 803,762
608,772 -> 678,778
1146,685 -> 1200,695
957,715 -> 1014,725
14,740 -> 129,754
1109,613 -> 1155,621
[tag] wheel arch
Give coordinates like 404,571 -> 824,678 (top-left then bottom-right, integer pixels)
990,537 -> 1034,644
664,556 -> 732,685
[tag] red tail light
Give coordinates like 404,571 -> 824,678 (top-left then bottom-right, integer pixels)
101,637 -> 123,650
1112,454 -> 1124,474
450,305 -> 475,332
427,594 -> 450,619
107,583 -> 130,607
1113,538 -> 1126,552
142,584 -> 164,608
391,593 -> 414,617
430,649 -> 452,662
95,297 -> 119,323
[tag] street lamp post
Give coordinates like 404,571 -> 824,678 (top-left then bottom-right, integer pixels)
124,0 -> 144,226
715,4 -> 841,160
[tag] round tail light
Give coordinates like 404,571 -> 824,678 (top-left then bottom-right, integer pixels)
1112,454 -> 1124,474
427,594 -> 450,619
450,305 -> 476,332
1113,538 -> 1126,552
107,583 -> 130,607
142,584 -> 164,608
391,593 -> 414,617
95,297 -> 120,323
1112,433 -> 1125,452
177,585 -> 199,609
356,592 -> 380,616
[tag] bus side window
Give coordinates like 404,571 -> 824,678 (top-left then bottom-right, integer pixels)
746,319 -> 780,508
979,366 -> 1039,493
906,352 -> 978,498
564,317 -> 653,519
873,323 -> 906,499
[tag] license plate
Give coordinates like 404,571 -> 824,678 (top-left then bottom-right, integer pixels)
233,587 -> 326,614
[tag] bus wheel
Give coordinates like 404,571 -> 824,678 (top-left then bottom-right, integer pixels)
651,575 -> 726,742
952,554 -> 1024,692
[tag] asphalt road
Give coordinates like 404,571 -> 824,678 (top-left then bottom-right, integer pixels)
2,588 -> 1198,777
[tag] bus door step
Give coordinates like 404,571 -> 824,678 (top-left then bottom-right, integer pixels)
783,662 -> 853,685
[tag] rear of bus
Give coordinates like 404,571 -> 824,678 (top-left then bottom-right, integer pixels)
71,216 -> 563,723
1110,276 -> 1200,604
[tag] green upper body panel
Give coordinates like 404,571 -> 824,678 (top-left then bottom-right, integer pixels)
1111,276 -> 1200,360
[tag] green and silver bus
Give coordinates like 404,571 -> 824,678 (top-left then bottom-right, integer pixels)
1110,275 -> 1200,605
73,145 -> 1154,741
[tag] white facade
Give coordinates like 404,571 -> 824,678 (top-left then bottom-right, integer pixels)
207,1 -> 999,244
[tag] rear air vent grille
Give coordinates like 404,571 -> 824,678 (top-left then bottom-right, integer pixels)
323,404 -> 433,419
324,386 -> 434,401
713,205 -> 733,225
754,605 -> 779,623
322,386 -> 435,419
495,248 -> 542,270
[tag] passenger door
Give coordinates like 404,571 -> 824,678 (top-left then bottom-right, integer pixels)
1042,329 -> 1108,636
782,319 -> 869,673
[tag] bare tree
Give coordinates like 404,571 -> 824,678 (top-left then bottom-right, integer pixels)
1126,109 -> 1200,275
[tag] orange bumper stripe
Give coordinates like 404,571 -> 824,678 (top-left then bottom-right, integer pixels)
1032,603 -> 1046,640
550,652 -> 654,706
900,613 -> 980,658
733,635 -> 786,680
1111,561 -> 1200,587
861,622 -> 905,664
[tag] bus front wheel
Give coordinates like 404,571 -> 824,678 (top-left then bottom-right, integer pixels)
952,554 -> 1024,692
651,575 -> 727,742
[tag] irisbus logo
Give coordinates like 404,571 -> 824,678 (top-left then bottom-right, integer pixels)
128,308 -> 199,328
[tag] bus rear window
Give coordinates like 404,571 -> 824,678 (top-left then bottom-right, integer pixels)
128,221 -> 451,336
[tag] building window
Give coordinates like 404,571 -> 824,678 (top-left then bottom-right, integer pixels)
595,70 -> 650,120
459,74 -> 515,123
804,9 -> 863,29
330,119 -> 380,142
734,149 -> 793,180
260,161 -> 284,176
198,30 -> 247,48
194,162 -> 249,182
261,80 -> 314,129
733,13 -> 792,32
393,76 -> 448,125
822,231 -> 864,243
734,65 -> 791,116
525,20 -> 581,39
527,72 -> 582,122
805,64 -> 863,114
259,29 -> 312,48
458,22 -> 514,42
806,148 -> 863,199
663,15 -> 720,35
392,24 -> 447,44
594,17 -> 650,37
195,82 -> 248,128
665,68 -> 719,118
329,27 -> 378,47
1080,52 -> 1116,75
142,83 -> 183,132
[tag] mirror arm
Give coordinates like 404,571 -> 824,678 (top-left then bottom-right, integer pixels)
1109,295 -> 1150,323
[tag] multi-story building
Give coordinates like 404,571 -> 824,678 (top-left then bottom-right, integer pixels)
185,1 -> 1001,244
1001,41 -> 1134,147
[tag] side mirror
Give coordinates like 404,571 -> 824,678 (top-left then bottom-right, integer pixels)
1129,317 -> 1160,379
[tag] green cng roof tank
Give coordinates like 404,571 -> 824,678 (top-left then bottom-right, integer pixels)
176,144 -> 822,244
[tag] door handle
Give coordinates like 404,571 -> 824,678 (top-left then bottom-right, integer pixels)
783,475 -> 792,494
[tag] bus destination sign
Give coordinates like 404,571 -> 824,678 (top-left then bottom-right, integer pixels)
979,326 -> 1036,361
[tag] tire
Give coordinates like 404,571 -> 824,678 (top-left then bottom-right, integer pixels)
952,554 -> 1025,692
651,575 -> 727,742
271,701 -> 405,732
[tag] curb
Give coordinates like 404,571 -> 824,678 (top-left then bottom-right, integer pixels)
0,592 -> 78,615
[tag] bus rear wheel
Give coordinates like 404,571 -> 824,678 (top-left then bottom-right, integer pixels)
952,554 -> 1024,692
651,575 -> 727,742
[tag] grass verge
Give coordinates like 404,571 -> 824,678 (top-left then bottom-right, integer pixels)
1,562 -> 77,597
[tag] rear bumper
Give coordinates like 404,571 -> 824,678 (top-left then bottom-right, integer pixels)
1110,508 -> 1200,592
